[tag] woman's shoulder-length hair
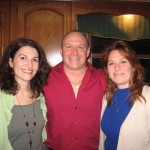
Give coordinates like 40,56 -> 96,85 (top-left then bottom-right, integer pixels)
0,38 -> 50,97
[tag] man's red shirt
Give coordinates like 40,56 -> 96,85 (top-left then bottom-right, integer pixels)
43,62 -> 106,150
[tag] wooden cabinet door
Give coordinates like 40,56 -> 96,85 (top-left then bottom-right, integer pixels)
16,1 -> 72,66
0,2 -> 9,57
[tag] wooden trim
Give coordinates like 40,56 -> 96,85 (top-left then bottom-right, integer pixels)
91,53 -> 150,59
72,1 -> 150,17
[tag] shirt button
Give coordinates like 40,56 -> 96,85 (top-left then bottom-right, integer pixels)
74,121 -> 79,125
75,106 -> 77,109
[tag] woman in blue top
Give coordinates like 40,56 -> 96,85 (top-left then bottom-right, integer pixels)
99,40 -> 150,150
0,38 -> 50,150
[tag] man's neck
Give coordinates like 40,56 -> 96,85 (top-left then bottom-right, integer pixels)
64,65 -> 87,81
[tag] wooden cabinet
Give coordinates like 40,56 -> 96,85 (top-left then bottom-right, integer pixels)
0,1 -> 9,57
10,1 -> 72,66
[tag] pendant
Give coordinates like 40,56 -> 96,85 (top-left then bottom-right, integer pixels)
114,93 -> 130,113
75,84 -> 79,89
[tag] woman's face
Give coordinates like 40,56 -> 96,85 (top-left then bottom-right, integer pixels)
107,50 -> 134,89
9,46 -> 39,84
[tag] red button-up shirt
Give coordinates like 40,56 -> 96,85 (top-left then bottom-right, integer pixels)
43,62 -> 106,150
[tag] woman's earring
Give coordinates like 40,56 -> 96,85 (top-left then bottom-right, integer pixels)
11,70 -> 14,74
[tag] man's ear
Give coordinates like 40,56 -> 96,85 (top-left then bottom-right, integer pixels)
87,47 -> 91,58
9,58 -> 13,68
60,49 -> 63,56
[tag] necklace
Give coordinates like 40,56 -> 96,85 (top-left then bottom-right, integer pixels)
16,94 -> 37,150
69,80 -> 83,89
114,93 -> 130,112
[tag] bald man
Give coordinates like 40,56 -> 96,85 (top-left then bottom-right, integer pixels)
44,31 -> 106,150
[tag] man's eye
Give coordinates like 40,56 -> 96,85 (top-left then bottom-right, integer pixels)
65,45 -> 72,49
77,46 -> 85,50
78,46 -> 84,49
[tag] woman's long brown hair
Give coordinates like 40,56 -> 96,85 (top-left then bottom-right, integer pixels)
101,40 -> 145,106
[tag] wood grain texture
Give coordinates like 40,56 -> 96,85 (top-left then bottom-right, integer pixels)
0,1 -> 9,58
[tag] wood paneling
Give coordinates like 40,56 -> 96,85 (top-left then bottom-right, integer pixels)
0,2 -> 9,57
1,0 -> 150,65
16,1 -> 72,66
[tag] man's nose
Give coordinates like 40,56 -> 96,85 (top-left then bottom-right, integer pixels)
72,47 -> 78,54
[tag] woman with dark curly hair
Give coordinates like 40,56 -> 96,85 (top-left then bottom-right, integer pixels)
99,40 -> 150,150
0,38 -> 50,150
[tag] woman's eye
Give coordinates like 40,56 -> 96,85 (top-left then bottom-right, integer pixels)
121,60 -> 127,64
108,62 -> 114,66
33,58 -> 39,62
20,56 -> 26,60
